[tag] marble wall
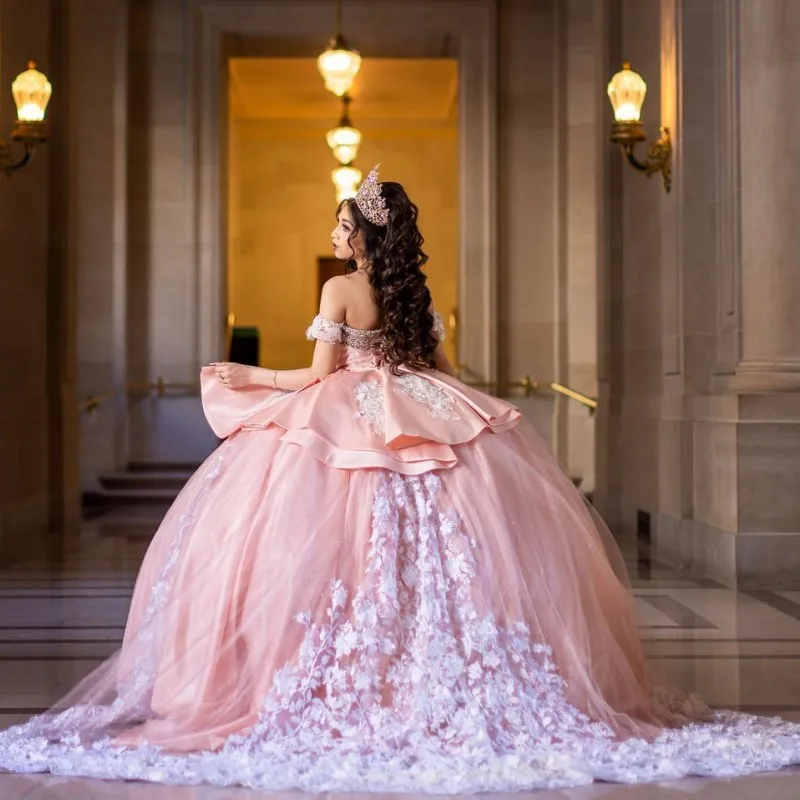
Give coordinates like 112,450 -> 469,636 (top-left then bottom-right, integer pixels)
0,0 -> 78,563
498,0 -> 599,483
69,0 -> 131,491
596,0 -> 800,587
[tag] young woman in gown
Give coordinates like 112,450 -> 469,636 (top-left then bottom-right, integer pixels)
1,166 -> 800,792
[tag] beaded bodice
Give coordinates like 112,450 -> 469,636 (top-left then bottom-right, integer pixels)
306,317 -> 383,353
305,312 -> 445,356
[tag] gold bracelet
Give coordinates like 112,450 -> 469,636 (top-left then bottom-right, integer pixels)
272,370 -> 278,389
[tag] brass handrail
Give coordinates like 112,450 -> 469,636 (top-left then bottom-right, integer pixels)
79,375 -> 596,416
79,380 -> 200,416
543,381 -> 598,411
448,308 -> 596,412
79,307 -> 233,415
459,374 -> 597,412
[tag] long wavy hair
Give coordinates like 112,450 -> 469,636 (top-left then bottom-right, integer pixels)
338,182 -> 438,374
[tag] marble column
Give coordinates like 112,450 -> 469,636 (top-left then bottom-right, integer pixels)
732,0 -> 800,392
0,0 -> 79,563
662,0 -> 800,588
70,0 -> 131,491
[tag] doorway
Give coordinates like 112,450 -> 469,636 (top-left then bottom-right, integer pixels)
225,56 -> 460,370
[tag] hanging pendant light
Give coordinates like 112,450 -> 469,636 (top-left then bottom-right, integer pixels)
317,0 -> 361,97
326,94 -> 362,165
332,164 -> 361,204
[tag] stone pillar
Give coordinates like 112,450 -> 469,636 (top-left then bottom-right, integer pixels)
70,0 -> 131,491
715,0 -> 800,586
561,0 -> 601,489
0,0 -> 79,563
594,0 -> 624,533
658,0 -> 800,588
733,0 -> 800,392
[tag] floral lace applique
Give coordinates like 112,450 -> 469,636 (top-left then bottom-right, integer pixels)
306,315 -> 344,346
394,374 -> 460,421
226,472 -> 607,758
354,379 -> 385,436
3,471 -> 800,791
355,374 -> 459,436
0,440 -> 238,742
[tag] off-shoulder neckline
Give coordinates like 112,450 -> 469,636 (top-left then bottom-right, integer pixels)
314,315 -> 381,335
343,322 -> 381,335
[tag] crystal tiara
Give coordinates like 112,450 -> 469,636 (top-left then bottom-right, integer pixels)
354,164 -> 389,227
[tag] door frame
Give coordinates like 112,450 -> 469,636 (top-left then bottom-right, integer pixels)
188,0 -> 498,383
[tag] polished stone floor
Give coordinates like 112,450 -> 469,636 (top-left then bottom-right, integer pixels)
1,508 -> 800,798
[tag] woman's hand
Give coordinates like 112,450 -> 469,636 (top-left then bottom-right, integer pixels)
210,362 -> 254,390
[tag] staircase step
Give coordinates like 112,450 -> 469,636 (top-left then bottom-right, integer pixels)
100,472 -> 192,492
93,505 -> 172,522
128,461 -> 201,473
84,461 -> 200,511
83,488 -> 181,507
90,505 -> 172,537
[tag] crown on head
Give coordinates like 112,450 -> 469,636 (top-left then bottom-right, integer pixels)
355,164 -> 389,227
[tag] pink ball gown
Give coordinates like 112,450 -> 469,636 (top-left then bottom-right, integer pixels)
1,313 -> 800,791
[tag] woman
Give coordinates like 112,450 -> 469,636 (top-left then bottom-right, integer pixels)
1,166 -> 799,791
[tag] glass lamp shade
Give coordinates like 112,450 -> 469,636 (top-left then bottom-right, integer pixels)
12,61 -> 52,122
332,164 -> 362,204
317,37 -> 361,97
326,124 -> 362,165
607,61 -> 646,123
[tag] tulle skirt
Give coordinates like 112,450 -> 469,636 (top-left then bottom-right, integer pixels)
2,367 -> 800,791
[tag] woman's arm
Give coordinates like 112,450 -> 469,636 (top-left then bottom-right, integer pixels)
214,278 -> 347,391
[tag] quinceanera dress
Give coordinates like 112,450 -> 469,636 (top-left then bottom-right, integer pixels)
1,313 -> 800,792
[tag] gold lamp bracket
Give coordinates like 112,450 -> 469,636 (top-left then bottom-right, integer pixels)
611,122 -> 672,193
0,137 -> 36,176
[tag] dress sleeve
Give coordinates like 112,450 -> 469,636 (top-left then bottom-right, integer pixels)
306,315 -> 345,345
432,310 -> 446,342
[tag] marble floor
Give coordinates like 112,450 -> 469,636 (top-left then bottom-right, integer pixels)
1,508 -> 800,798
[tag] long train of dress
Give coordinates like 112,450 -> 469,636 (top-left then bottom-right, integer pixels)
1,317 -> 800,792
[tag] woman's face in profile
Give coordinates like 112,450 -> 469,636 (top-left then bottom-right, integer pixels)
331,203 -> 365,262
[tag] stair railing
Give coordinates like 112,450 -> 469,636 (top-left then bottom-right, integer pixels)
456,372 -> 597,413
79,302 -> 597,417
78,380 -> 200,416
79,374 -> 597,417
448,308 -> 597,413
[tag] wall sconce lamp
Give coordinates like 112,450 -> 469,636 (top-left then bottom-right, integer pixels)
0,62 -> 52,177
607,61 -> 671,193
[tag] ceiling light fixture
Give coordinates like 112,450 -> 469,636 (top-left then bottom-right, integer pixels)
332,164 -> 361,204
326,94 -> 362,166
317,0 -> 361,97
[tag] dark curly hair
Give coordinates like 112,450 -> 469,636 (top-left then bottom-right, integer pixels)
338,182 -> 438,375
